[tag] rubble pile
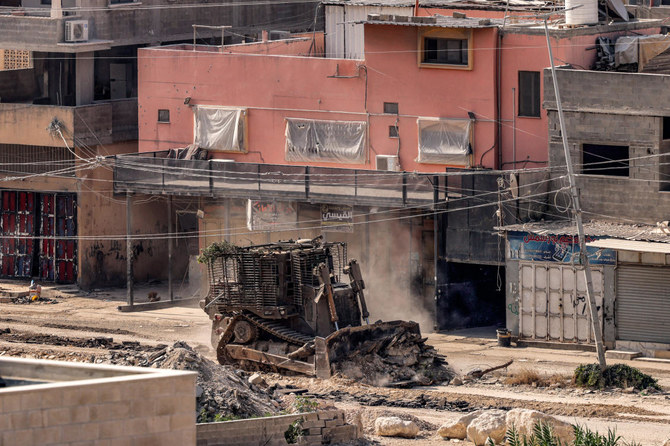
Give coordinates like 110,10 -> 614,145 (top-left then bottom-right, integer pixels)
121,342 -> 280,419
10,296 -> 58,305
326,320 -> 452,386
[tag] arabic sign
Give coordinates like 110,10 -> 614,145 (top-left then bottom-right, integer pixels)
321,204 -> 353,233
246,200 -> 297,231
508,231 -> 616,265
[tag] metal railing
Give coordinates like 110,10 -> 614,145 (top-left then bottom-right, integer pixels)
113,151 -> 440,207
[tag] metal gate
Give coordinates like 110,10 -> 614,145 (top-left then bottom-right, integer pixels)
0,190 -> 76,283
616,265 -> 670,344
519,261 -> 604,343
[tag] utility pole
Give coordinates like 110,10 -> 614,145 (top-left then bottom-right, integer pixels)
544,18 -> 607,370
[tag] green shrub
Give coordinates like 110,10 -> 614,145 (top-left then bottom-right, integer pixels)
501,422 -> 638,446
573,363 -> 660,391
284,418 -> 305,444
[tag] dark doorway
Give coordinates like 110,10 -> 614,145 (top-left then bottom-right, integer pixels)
436,262 -> 505,330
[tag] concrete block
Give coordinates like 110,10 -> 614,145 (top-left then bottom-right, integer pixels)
654,350 -> 670,359
61,421 -> 99,442
298,434 -> 324,445
605,350 -> 642,360
301,419 -> 326,429
324,419 -> 340,427
32,427 -> 62,444
44,407 -> 72,426
322,424 -> 358,442
317,410 -> 341,421
19,391 -> 42,410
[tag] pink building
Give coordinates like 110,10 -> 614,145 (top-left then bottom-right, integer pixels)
138,14 -> 659,172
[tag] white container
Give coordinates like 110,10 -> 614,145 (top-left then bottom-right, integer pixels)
565,0 -> 598,25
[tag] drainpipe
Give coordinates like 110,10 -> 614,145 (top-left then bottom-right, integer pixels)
496,28 -> 503,170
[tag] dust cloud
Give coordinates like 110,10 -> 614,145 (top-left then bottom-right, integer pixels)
363,272 -> 435,335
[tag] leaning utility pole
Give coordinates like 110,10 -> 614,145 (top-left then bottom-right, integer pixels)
544,18 -> 607,370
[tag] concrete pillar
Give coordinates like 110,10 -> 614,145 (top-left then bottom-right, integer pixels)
75,52 -> 94,106
51,0 -> 63,19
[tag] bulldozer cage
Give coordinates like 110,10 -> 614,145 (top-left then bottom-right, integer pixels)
205,241 -> 348,311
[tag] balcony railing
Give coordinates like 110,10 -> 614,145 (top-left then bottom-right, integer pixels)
113,152 -> 441,207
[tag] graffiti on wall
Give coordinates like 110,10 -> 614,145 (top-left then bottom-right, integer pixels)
508,231 -> 616,265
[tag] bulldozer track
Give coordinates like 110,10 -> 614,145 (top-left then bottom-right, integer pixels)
241,313 -> 314,346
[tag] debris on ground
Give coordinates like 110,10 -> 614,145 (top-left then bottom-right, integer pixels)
140,341 -> 281,420
466,359 -> 513,380
306,388 -> 471,412
10,296 -> 58,305
327,320 -> 452,386
147,291 -> 160,302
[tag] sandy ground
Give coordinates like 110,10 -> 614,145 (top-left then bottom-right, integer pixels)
1,280 -> 670,445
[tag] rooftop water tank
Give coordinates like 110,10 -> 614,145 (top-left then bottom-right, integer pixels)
565,0 -> 598,26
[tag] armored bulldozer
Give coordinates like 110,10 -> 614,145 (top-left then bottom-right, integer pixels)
200,237 -> 448,382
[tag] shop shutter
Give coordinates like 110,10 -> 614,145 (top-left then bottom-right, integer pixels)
616,265 -> 670,343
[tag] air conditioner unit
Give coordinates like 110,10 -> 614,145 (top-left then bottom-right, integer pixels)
65,20 -> 89,42
376,155 -> 400,172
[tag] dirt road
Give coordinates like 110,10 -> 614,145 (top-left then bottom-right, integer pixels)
1,281 -> 670,445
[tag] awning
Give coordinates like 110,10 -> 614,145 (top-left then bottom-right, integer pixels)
586,238 -> 670,254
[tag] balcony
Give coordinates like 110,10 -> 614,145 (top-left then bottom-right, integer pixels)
113,152 -> 441,207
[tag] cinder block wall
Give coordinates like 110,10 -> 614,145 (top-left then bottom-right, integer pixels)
196,410 -> 358,446
543,68 -> 670,223
0,373 -> 196,445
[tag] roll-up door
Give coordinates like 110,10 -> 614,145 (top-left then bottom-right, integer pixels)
616,265 -> 670,343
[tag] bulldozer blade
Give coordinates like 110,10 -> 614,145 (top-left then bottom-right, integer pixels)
314,337 -> 331,379
225,345 -> 316,376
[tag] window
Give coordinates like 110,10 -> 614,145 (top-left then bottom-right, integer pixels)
582,144 -> 629,176
285,118 -> 366,163
417,118 -> 471,166
389,125 -> 399,138
418,29 -> 472,70
519,71 -> 541,118
423,38 -> 468,65
193,106 -> 246,152
383,102 -> 399,114
663,117 -> 670,140
157,109 -> 170,123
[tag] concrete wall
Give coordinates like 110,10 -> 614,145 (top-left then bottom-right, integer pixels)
0,357 -> 196,446
196,410 -> 357,446
544,68 -> 670,223
0,99 -> 136,148
0,0 -> 320,50
499,25 -> 660,170
0,103 -> 75,146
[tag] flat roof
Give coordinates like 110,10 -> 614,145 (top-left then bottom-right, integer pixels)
323,0 -> 549,10
364,14 -> 506,28
587,238 -> 670,253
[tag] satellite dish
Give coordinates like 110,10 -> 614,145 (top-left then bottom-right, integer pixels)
607,0 -> 629,21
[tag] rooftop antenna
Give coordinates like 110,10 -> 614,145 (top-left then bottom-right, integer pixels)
535,7 -> 608,371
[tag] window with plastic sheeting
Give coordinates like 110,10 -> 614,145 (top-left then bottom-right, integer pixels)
416,118 -> 471,166
285,118 -> 366,163
193,106 -> 246,152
